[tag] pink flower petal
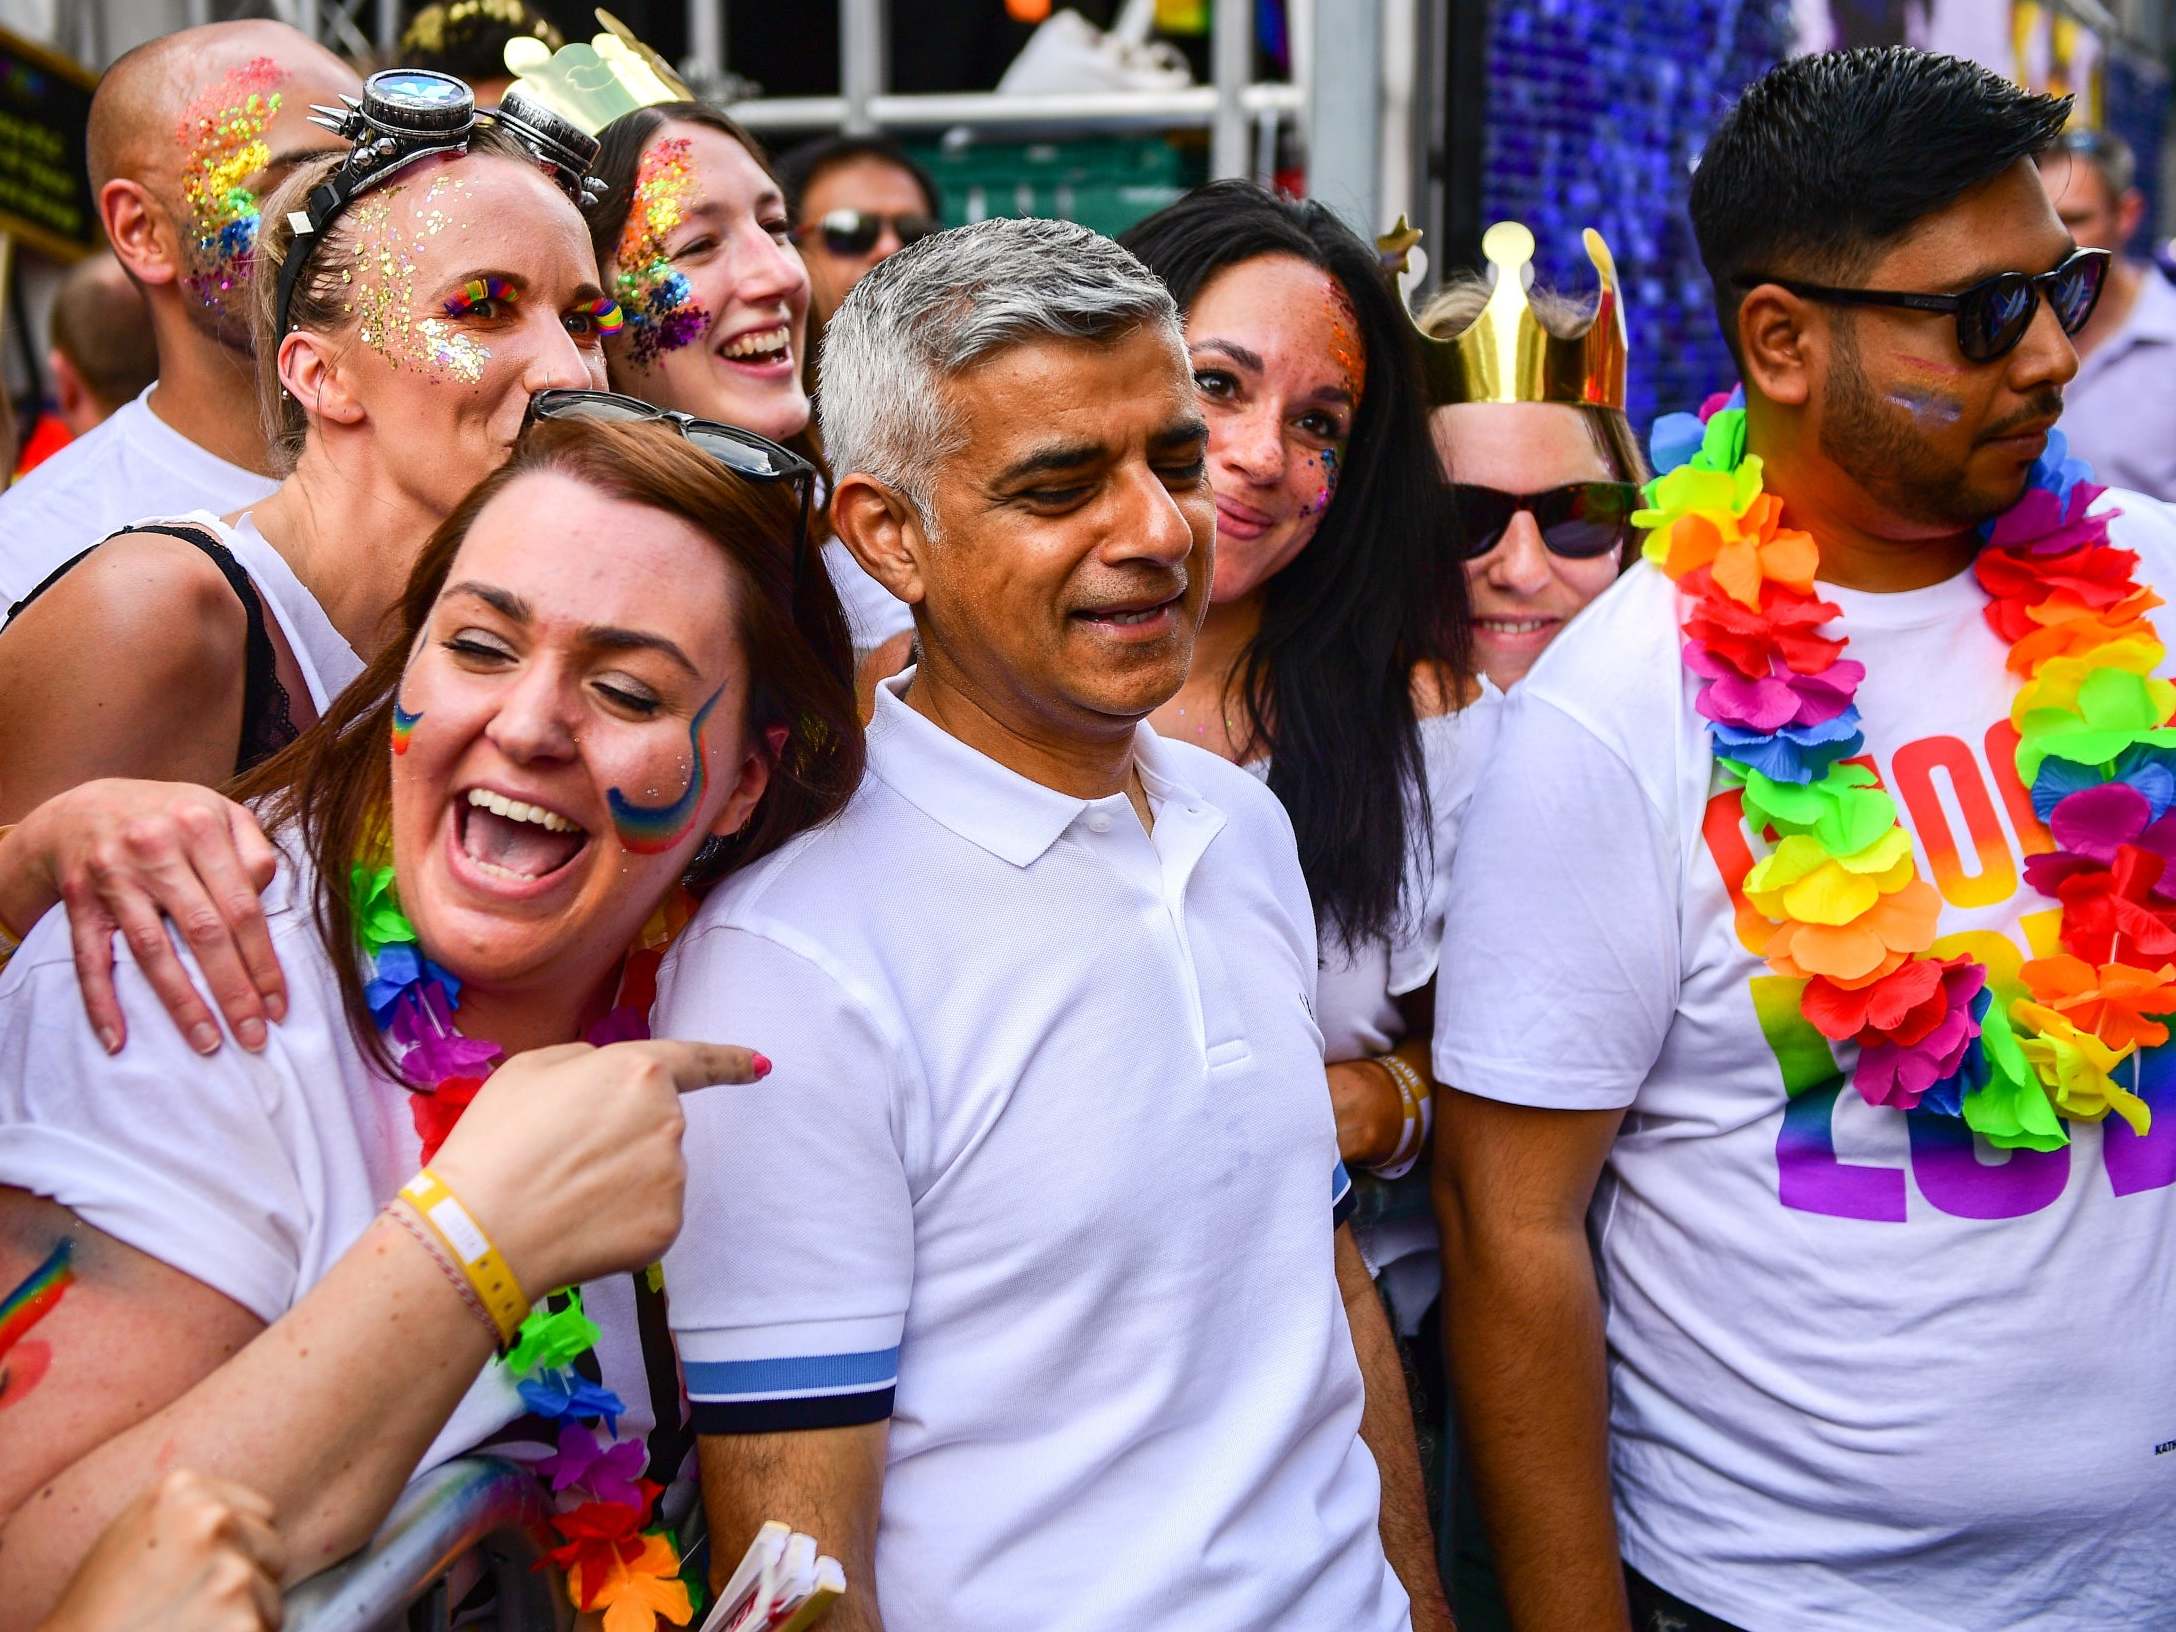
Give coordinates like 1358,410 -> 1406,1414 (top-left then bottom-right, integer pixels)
2049,782 -> 2151,864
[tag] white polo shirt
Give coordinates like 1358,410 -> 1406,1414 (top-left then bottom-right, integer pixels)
655,672 -> 1405,1632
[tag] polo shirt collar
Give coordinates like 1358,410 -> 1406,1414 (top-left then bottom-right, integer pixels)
867,671 -> 1206,868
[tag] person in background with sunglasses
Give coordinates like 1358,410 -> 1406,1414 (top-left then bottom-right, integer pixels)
1418,272 -> 1649,691
777,133 -> 942,354
1433,47 -> 2176,1632
2034,128 -> 2176,502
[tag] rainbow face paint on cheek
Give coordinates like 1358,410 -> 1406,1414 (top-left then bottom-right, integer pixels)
0,1241 -> 73,1406
614,137 -> 710,368
391,696 -> 424,754
177,58 -> 285,312
1310,444 -> 1342,514
607,686 -> 724,854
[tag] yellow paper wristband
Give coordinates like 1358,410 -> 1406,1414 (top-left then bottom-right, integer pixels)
399,1169 -> 529,1346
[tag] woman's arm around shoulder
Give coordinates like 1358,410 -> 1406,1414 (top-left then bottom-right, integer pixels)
0,533 -> 249,823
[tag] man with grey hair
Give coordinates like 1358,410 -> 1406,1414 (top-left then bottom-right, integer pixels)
655,215 -> 1448,1630
2035,128 -> 2176,499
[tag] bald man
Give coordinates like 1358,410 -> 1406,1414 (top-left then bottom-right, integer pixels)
0,22 -> 357,605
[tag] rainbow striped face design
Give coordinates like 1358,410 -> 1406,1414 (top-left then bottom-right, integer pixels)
177,58 -> 285,318
0,1241 -> 73,1406
613,138 -> 710,368
607,686 -> 724,854
577,296 -> 626,338
391,696 -> 424,755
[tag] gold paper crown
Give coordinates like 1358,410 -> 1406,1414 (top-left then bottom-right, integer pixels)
503,8 -> 691,136
1384,218 -> 1628,411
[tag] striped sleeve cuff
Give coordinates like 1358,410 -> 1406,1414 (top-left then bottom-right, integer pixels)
677,1315 -> 904,1435
1331,1159 -> 1355,1230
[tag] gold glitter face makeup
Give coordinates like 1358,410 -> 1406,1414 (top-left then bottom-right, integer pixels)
614,136 -> 710,367
341,179 -> 494,384
177,57 -> 286,317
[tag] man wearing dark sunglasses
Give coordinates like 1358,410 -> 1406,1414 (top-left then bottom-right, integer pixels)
777,134 -> 943,341
1436,46 -> 2176,1632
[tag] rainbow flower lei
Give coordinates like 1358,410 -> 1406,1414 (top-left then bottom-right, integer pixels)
352,857 -> 699,1630
1641,393 -> 2176,1151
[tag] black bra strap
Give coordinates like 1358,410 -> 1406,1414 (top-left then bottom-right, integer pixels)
5,523 -> 299,773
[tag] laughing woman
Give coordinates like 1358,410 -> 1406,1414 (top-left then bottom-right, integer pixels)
0,416 -> 861,1627
0,92 -> 612,827
589,102 -> 914,662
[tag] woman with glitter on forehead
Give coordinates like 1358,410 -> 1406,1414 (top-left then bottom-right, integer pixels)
0,98 -> 615,830
588,106 -> 922,666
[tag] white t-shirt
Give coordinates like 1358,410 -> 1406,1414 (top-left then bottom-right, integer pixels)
0,849 -> 691,1495
1251,687 -> 1503,1328
0,388 -> 277,606
655,674 -> 1405,1632
1436,495 -> 2176,1630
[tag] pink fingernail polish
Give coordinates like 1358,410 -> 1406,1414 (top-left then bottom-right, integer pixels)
752,1053 -> 773,1079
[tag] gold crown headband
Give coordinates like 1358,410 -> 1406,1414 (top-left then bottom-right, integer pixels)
503,8 -> 691,136
1383,218 -> 1629,411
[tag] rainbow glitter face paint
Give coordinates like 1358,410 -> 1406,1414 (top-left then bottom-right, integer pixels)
391,696 -> 424,754
1310,444 -> 1342,515
0,1241 -> 73,1408
607,685 -> 724,854
614,137 -> 710,368
345,182 -> 493,384
177,58 -> 286,315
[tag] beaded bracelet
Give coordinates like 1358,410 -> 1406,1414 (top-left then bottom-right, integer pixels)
384,1198 -> 502,1346
398,1169 -> 530,1347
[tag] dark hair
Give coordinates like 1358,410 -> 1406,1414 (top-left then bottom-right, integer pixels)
1119,180 -> 1471,951
1691,47 -> 2071,359
776,134 -> 940,223
230,415 -> 863,1071
397,0 -> 563,85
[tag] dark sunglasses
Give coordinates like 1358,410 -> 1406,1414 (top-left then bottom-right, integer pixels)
525,388 -> 816,591
795,207 -> 941,258
1732,247 -> 2110,364
1454,482 -> 1641,561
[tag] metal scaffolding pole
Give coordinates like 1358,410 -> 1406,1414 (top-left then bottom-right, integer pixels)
840,0 -> 886,137
1210,0 -> 1252,180
687,0 -> 725,82
726,82 -> 1303,136
1307,0 -> 1382,236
